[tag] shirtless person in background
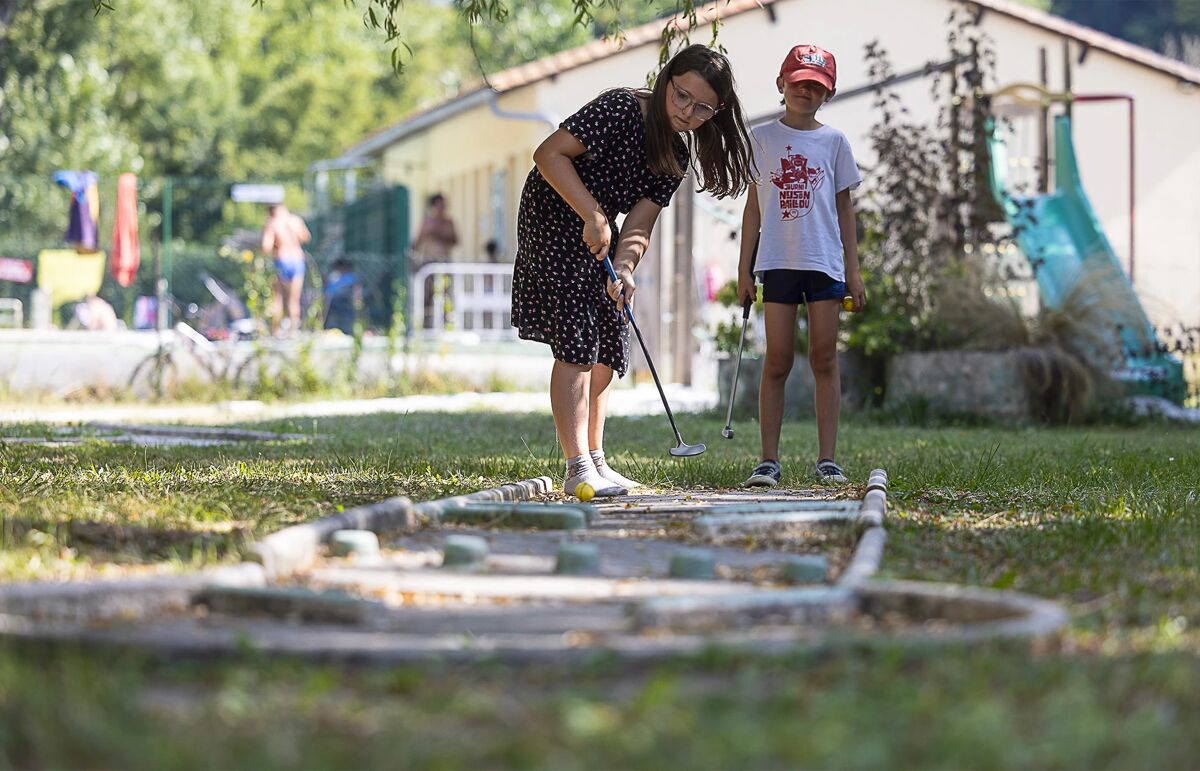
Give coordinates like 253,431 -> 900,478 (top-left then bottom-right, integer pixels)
261,203 -> 311,335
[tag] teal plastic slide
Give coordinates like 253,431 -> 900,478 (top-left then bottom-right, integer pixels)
987,114 -> 1185,403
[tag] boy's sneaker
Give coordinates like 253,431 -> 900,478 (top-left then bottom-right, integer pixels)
744,459 -> 782,488
815,459 -> 848,485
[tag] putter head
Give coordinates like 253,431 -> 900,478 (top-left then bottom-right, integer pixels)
670,441 -> 706,457
721,427 -> 734,439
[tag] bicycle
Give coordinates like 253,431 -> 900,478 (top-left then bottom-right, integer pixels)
128,321 -> 240,397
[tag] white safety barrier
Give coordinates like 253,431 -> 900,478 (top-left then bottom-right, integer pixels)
410,262 -> 515,342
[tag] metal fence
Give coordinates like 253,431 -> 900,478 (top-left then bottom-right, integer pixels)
410,262 -> 515,342
0,173 -> 418,335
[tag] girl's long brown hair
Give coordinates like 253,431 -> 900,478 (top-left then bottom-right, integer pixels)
644,44 -> 756,199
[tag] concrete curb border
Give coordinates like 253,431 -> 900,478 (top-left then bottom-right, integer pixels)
0,578 -> 1067,664
0,468 -> 1073,661
0,477 -> 556,624
634,469 -> 892,630
839,468 -> 889,587
691,505 -> 858,537
633,587 -> 856,632
249,476 -> 553,578
83,423 -> 313,442
0,564 -> 265,626
857,579 -> 1071,642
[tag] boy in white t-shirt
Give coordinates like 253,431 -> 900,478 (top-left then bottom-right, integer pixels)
738,44 -> 865,487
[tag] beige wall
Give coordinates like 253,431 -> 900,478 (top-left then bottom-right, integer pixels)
377,0 -> 1200,326
379,88 -> 545,262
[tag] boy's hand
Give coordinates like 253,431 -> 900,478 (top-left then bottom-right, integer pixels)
846,271 -> 867,312
583,210 -> 612,258
737,272 -> 756,307
607,260 -> 636,318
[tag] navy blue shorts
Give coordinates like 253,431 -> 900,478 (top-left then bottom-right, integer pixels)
760,269 -> 845,305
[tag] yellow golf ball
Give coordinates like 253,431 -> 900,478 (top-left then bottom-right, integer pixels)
841,296 -> 855,312
575,482 -> 595,502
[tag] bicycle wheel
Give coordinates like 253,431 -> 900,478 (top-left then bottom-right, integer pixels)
129,349 -> 178,398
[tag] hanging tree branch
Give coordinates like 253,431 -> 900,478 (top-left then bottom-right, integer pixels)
90,0 -> 725,74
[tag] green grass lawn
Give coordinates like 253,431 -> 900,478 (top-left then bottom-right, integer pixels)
2,411 -> 1198,768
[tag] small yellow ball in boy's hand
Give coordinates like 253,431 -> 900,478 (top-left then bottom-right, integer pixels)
575,483 -> 595,502
841,296 -> 855,312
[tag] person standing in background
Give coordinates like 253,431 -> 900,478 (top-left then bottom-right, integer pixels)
412,193 -> 459,266
261,202 -> 312,335
411,193 -> 459,330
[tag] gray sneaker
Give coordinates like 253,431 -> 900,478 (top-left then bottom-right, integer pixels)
815,458 -> 848,484
744,459 -> 782,488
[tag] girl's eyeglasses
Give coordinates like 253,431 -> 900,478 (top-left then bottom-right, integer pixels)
669,79 -> 720,122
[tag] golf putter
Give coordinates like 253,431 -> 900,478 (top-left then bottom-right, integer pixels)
721,293 -> 753,439
723,238 -> 757,439
603,257 -> 705,457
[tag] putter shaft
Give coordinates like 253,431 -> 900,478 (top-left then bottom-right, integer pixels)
723,315 -> 750,435
603,257 -> 701,454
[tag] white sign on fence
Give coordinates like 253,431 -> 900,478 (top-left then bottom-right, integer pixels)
230,184 -> 285,204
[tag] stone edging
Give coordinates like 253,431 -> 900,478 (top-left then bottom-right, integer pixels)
631,469 -> 891,629
839,469 -> 889,587
249,476 -> 554,578
0,470 -> 1074,660
858,579 -> 1070,642
83,423 -> 314,442
0,564 -> 266,627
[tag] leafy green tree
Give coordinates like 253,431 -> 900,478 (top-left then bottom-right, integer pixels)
449,1 -> 671,76
218,2 -> 411,179
217,0 -> 716,72
1050,0 -> 1200,64
0,0 -> 141,177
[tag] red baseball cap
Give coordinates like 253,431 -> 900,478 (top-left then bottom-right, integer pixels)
779,44 -> 837,93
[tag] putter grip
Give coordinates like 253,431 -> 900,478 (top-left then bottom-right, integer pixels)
742,236 -> 758,321
602,257 -> 634,321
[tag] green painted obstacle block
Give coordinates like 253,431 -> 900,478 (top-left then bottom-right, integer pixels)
555,543 -> 600,575
669,547 -> 717,580
328,529 -> 380,558
442,534 -> 490,568
441,503 -> 590,530
782,555 -> 829,584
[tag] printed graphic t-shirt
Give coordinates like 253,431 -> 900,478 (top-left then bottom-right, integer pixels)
751,121 -> 862,281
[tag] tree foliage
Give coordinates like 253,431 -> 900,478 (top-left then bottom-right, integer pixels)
2,0 -> 452,181
1050,0 -> 1200,65
7,0 -> 695,186
848,8 -> 1015,359
240,0 -> 714,73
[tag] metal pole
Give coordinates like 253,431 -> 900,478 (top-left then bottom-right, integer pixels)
161,176 -> 173,322
1038,47 -> 1050,193
1062,40 -> 1073,120
1128,98 -> 1135,283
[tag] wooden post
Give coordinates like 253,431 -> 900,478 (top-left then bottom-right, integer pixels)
672,186 -> 695,385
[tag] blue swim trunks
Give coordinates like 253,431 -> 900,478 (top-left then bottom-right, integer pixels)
274,256 -> 306,282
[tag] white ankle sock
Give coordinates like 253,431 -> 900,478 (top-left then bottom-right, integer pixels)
589,450 -> 643,490
563,455 -> 626,497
